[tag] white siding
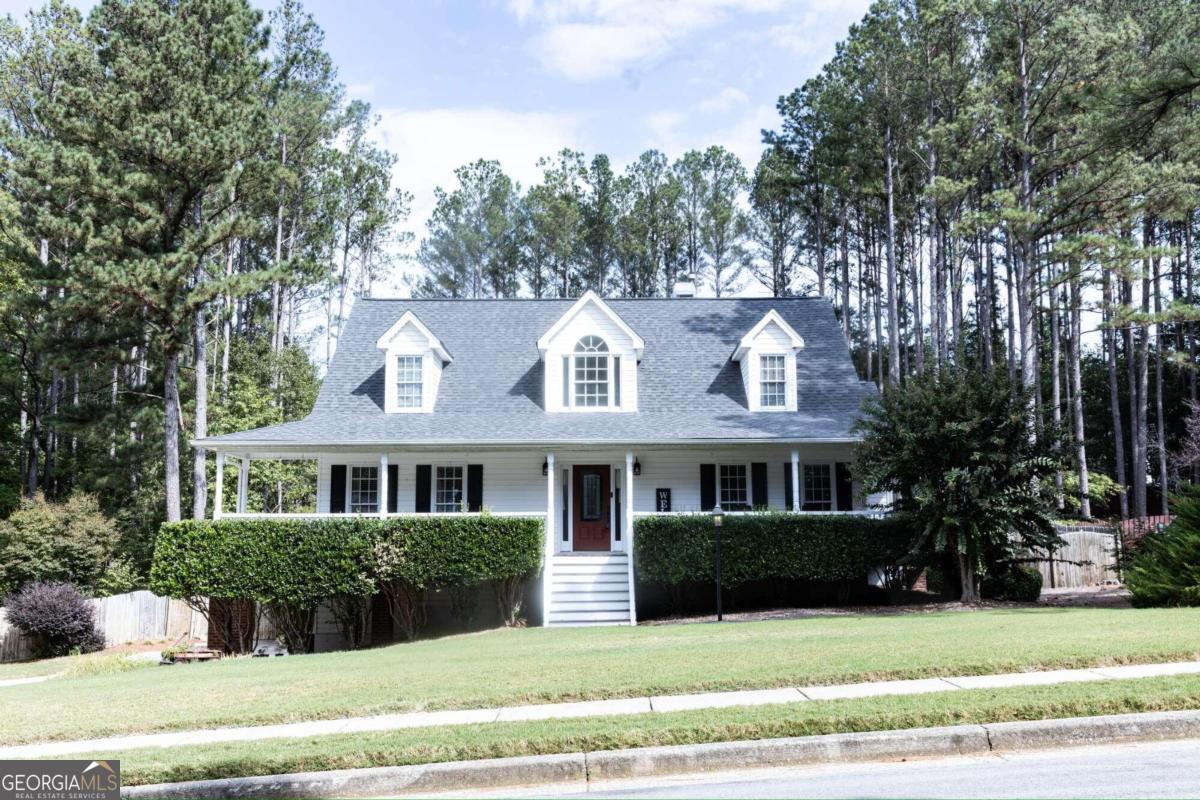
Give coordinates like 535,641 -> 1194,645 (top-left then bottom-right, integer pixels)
316,444 -> 862,526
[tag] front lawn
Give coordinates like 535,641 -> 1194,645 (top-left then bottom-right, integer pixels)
2,607 -> 1198,745
72,674 -> 1200,786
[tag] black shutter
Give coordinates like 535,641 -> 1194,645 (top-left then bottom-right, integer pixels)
415,464 -> 432,513
836,462 -> 854,511
329,465 -> 346,513
562,356 -> 570,407
783,463 -> 793,511
387,464 -> 398,513
467,464 -> 483,512
613,356 -> 621,407
700,464 -> 716,511
751,463 -> 768,509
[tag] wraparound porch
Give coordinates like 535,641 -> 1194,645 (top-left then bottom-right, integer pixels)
203,443 -> 879,626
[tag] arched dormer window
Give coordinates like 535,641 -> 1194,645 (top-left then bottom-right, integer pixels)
573,335 -> 614,408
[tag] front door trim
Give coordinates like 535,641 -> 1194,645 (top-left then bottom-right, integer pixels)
568,463 -> 619,552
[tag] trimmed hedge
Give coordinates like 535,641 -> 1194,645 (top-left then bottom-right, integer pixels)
150,515 -> 543,607
633,513 -> 915,588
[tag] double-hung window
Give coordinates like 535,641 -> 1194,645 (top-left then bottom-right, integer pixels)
435,466 -> 464,512
719,464 -> 748,511
396,355 -> 423,408
573,336 -> 610,407
759,355 -> 787,408
803,464 -> 833,511
350,466 -> 379,513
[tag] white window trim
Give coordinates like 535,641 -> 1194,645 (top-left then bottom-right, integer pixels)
759,354 -> 787,409
801,461 -> 836,512
747,350 -> 797,412
395,355 -> 424,409
717,462 -> 751,511
569,351 -> 616,409
348,465 -> 380,514
432,464 -> 468,513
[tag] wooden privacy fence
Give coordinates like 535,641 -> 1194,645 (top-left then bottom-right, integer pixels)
1030,524 -> 1121,589
0,590 -> 208,663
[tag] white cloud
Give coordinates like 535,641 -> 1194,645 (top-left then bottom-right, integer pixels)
509,0 -> 783,81
767,0 -> 872,62
640,103 -> 774,169
371,105 -> 586,237
698,86 -> 750,113
345,82 -> 376,102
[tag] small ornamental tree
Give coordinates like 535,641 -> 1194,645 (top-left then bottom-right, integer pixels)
6,581 -> 105,657
853,368 -> 1061,602
0,493 -> 118,596
1125,486 -> 1200,607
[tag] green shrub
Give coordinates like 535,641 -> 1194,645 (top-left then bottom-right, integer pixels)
0,493 -> 118,595
633,513 -> 915,588
150,516 -> 544,643
981,564 -> 1043,602
1126,486 -> 1200,607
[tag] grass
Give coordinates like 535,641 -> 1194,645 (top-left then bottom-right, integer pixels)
68,674 -> 1200,786
2,607 -> 1199,746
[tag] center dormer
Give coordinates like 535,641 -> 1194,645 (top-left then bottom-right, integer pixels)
538,292 -> 643,413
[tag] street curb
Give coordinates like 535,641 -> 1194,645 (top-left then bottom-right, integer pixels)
121,753 -> 586,799
120,710 -> 1200,798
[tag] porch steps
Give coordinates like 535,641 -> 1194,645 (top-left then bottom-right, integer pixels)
546,552 -> 632,627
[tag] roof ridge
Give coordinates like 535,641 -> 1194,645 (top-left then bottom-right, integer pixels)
358,295 -> 826,303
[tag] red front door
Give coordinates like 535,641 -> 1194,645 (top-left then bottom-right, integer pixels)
573,465 -> 611,551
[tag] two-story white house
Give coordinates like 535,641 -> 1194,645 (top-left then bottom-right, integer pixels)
195,292 -> 877,627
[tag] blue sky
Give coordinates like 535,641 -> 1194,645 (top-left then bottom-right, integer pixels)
2,0 -> 870,242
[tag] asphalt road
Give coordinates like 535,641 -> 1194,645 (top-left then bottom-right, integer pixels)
453,739 -> 1200,799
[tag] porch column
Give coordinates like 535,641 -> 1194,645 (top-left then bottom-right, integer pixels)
237,457 -> 249,514
378,453 -> 389,517
213,452 -> 225,520
625,450 -> 637,625
790,450 -> 801,512
543,453 -> 556,624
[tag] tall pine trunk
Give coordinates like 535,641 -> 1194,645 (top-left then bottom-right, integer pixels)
884,123 -> 900,387
192,305 -> 208,520
1103,269 -> 1129,518
164,347 -> 182,522
1069,264 -> 1090,518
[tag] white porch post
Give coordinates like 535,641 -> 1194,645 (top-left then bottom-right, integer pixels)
237,457 -> 249,514
213,452 -> 225,520
625,450 -> 637,625
790,450 -> 801,512
543,453 -> 556,625
378,453 -> 389,517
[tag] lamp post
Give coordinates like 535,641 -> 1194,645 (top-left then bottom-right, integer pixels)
712,504 -> 724,622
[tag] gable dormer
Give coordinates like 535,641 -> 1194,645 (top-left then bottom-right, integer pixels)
538,291 -> 644,412
376,311 -> 452,413
732,310 -> 804,412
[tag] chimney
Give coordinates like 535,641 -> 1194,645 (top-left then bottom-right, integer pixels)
673,276 -> 696,298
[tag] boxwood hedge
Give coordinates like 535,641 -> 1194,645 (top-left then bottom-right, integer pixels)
150,515 -> 543,609
633,512 -> 915,588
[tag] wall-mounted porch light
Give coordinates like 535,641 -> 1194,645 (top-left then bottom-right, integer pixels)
633,458 -> 642,476
542,459 -> 549,477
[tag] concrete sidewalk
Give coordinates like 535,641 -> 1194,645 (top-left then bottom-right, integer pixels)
5,659 -> 1200,759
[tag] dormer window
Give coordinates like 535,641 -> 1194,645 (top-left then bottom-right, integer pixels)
396,356 -> 423,408
538,291 -> 643,413
732,310 -> 805,412
376,311 -> 451,414
759,355 -> 787,408
573,336 -> 612,408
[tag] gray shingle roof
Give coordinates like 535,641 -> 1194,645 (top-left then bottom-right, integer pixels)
200,297 -> 876,447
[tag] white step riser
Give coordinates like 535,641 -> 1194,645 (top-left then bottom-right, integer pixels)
549,599 -> 628,614
549,612 -> 632,623
551,591 -> 629,603
552,576 -> 627,586
552,563 -> 628,574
